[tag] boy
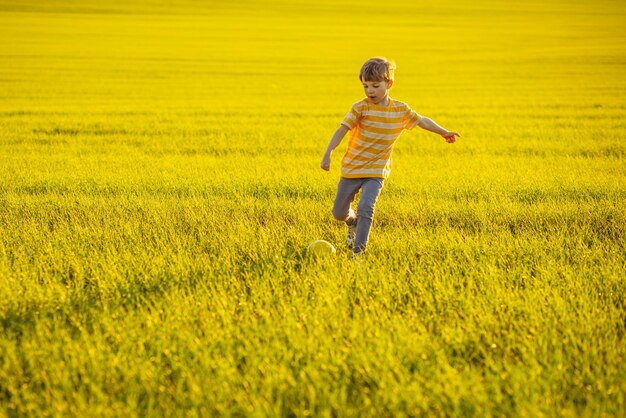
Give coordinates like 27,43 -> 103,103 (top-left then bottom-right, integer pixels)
320,57 -> 460,255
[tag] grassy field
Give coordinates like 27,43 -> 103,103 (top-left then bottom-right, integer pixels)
1,0 -> 625,416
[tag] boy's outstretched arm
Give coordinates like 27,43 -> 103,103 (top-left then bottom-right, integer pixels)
320,125 -> 349,171
417,117 -> 461,143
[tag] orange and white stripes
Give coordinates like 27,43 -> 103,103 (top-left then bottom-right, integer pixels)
340,98 -> 422,178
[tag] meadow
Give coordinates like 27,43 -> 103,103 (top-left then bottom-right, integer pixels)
1,0 -> 625,416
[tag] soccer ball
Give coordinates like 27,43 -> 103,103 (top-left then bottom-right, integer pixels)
307,240 -> 336,258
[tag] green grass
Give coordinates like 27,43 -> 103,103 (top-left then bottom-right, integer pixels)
1,0 -> 625,416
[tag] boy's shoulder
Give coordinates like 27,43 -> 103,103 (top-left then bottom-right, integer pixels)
389,98 -> 412,110
351,98 -> 369,108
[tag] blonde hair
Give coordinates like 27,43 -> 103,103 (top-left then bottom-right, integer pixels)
359,57 -> 396,82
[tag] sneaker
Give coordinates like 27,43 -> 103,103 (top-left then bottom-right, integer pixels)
346,221 -> 357,248
350,251 -> 364,263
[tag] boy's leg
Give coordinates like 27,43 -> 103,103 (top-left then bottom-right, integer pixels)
353,178 -> 384,254
332,177 -> 362,225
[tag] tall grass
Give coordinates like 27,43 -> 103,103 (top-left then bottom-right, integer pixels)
1,0 -> 625,416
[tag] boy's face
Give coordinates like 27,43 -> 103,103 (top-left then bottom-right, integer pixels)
362,79 -> 393,105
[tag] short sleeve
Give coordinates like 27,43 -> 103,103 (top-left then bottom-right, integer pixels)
404,107 -> 423,130
340,103 -> 363,130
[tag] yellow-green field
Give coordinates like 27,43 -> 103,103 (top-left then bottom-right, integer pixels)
1,0 -> 625,416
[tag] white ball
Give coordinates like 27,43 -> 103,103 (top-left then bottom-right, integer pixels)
307,240 -> 336,258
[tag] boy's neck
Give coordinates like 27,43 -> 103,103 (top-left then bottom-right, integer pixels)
371,95 -> 390,106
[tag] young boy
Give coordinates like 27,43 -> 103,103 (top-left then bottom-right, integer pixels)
320,57 -> 460,255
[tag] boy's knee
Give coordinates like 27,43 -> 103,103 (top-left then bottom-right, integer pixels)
332,208 -> 347,221
356,202 -> 375,220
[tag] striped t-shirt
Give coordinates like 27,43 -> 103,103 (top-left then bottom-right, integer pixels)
340,97 -> 422,179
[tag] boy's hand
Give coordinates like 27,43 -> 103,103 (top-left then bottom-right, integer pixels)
442,131 -> 461,144
320,154 -> 331,171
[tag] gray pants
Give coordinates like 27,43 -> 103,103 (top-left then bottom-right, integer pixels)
332,177 -> 384,253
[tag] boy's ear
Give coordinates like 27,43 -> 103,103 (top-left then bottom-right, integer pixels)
387,80 -> 394,89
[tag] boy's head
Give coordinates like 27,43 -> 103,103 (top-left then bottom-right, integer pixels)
359,57 -> 396,84
359,57 -> 395,104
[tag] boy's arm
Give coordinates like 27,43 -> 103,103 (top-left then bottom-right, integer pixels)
417,117 -> 461,143
320,125 -> 350,171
